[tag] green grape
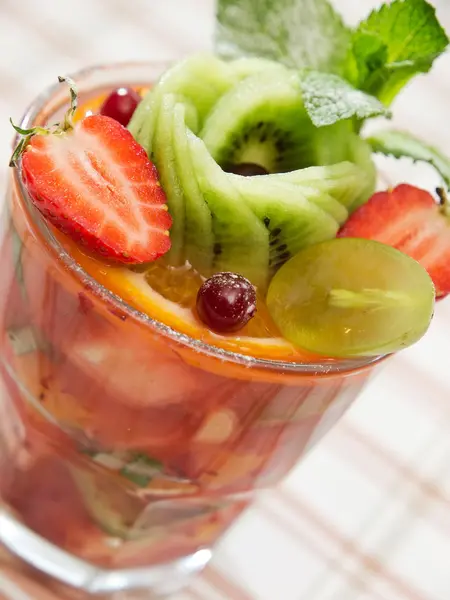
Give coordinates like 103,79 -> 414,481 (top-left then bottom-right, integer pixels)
266,238 -> 435,357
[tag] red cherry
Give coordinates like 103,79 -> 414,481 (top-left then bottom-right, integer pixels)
196,272 -> 257,333
100,87 -> 141,127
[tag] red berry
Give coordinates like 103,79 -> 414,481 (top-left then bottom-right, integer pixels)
196,272 -> 257,333
100,87 -> 141,127
338,184 -> 450,297
21,115 -> 172,264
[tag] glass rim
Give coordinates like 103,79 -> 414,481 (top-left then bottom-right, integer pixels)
11,61 -> 386,377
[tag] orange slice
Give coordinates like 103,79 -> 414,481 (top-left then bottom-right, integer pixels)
55,234 -> 311,362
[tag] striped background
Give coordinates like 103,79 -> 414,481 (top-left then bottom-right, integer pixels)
1,1 -> 450,598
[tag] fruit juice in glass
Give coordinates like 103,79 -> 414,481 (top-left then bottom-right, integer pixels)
0,62 -> 387,598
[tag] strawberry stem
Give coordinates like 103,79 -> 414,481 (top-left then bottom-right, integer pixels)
58,76 -> 78,131
9,119 -> 51,167
9,76 -> 79,167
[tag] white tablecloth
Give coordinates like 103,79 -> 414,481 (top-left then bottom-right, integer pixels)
1,1 -> 450,598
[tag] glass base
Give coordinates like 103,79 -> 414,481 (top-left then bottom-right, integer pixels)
0,508 -> 211,599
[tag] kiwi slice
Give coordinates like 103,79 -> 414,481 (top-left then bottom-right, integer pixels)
129,54 -> 236,157
152,94 -> 185,265
172,101 -> 214,274
230,176 -> 339,272
295,187 -> 348,225
187,131 -> 270,290
230,174 -> 348,225
272,160 -> 372,210
200,68 -> 341,175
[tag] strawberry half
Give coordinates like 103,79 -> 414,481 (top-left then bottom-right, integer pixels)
338,184 -> 450,297
11,78 -> 171,264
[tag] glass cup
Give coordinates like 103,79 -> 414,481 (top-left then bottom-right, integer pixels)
0,63 -> 383,599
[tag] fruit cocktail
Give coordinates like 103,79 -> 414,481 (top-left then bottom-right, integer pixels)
1,0 -> 449,598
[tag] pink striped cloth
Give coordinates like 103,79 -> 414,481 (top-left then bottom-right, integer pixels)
0,1 -> 450,598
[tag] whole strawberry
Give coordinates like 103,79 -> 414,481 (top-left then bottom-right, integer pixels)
338,184 -> 450,298
11,77 -> 172,264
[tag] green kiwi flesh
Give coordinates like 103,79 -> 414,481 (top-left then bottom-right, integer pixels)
132,57 -> 377,284
272,158 -> 374,210
230,177 -> 339,272
230,174 -> 348,225
152,94 -> 185,265
187,131 -> 270,290
172,101 -> 214,274
200,69 -> 355,175
128,54 -> 236,158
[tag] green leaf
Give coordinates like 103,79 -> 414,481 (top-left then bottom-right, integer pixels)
120,452 -> 163,488
368,129 -> 450,188
119,468 -> 151,488
351,0 -> 449,105
300,71 -> 391,127
215,0 -> 351,75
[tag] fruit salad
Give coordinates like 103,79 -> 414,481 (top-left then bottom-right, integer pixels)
1,0 -> 449,584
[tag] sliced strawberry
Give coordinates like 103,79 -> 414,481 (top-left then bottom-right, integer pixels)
20,114 -> 171,264
338,184 -> 450,297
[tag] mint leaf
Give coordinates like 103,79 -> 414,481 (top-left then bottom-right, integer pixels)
351,0 -> 449,105
216,0 -> 351,74
368,129 -> 450,188
120,452 -> 163,488
300,71 -> 391,127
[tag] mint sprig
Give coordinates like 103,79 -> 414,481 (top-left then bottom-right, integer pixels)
299,71 -> 391,128
216,0 -> 350,75
216,0 -> 448,129
349,0 -> 449,105
368,129 -> 450,188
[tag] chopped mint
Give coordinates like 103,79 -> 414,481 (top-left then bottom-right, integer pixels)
350,0 -> 449,105
84,449 -> 164,488
120,452 -> 163,488
131,453 -> 163,469
216,0 -> 351,75
120,468 -> 151,488
368,129 -> 450,188
300,71 -> 391,127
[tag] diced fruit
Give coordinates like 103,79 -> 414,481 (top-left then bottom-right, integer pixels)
61,316 -> 216,410
4,454 -> 99,550
266,238 -> 435,357
196,272 -> 257,333
338,184 -> 450,297
15,91 -> 172,264
100,87 -> 141,126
